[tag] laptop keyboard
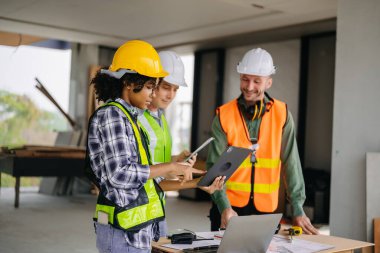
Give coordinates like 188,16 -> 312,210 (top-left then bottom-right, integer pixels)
182,246 -> 219,253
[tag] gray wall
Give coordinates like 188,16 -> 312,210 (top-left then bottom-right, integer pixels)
224,40 -> 300,127
330,0 -> 380,241
304,35 -> 335,171
193,51 -> 223,159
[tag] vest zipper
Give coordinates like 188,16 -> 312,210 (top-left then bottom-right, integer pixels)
250,165 -> 255,199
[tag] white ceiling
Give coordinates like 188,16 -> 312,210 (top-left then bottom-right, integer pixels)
0,0 -> 337,48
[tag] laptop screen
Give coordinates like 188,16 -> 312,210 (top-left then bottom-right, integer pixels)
217,214 -> 282,253
181,214 -> 282,253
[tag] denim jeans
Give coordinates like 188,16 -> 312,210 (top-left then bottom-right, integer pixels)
158,219 -> 167,237
95,222 -> 151,253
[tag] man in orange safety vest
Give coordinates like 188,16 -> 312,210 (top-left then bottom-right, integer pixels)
206,48 -> 319,235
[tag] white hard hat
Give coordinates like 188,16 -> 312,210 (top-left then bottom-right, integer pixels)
237,48 -> 276,76
159,51 -> 187,87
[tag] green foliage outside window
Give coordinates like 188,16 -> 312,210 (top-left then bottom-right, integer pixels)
0,89 -> 67,146
0,89 -> 67,187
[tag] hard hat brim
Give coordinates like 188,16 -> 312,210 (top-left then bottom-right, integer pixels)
164,76 -> 188,87
101,68 -> 168,79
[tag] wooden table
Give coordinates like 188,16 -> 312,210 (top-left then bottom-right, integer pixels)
152,233 -> 374,253
0,146 -> 86,208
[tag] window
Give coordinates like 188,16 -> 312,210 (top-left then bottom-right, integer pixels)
165,54 -> 194,155
0,44 -> 72,146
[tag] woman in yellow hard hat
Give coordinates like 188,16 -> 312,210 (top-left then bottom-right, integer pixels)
86,40 -> 205,253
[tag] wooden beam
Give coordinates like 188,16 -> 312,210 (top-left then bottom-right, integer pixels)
0,31 -> 45,46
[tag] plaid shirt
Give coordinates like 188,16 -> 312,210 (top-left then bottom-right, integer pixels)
88,98 -> 159,249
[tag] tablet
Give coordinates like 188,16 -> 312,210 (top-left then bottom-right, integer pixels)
197,146 -> 252,187
184,137 -> 214,162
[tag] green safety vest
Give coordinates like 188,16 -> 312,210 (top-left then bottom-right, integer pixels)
89,101 -> 165,231
139,110 -> 172,164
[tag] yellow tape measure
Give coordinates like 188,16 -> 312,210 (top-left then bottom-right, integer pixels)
286,226 -> 303,236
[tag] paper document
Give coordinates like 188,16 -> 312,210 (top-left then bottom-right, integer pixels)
267,235 -> 335,253
195,231 -> 221,239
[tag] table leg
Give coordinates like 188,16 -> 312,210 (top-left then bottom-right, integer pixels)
15,177 -> 20,208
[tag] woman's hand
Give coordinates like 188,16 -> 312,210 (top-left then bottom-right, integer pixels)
184,153 -> 196,167
167,162 -> 205,183
198,176 -> 226,194
173,150 -> 197,166
174,150 -> 190,162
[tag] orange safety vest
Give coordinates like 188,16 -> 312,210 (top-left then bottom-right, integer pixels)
217,98 -> 287,212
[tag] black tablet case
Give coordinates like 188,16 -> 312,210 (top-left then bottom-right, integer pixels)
197,146 -> 251,187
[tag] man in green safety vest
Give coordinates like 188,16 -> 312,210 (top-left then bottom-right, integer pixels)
138,51 -> 225,237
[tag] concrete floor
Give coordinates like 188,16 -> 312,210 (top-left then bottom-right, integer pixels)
0,187 -> 329,253
0,187 -> 211,253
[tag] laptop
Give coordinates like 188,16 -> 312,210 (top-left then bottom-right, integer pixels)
218,214 -> 282,253
183,213 -> 282,253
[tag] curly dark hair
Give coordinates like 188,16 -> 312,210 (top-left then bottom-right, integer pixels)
91,70 -> 159,102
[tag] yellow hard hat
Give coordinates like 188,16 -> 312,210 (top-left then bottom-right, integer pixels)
105,40 -> 168,79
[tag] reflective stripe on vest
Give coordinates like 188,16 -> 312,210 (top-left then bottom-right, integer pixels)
218,98 -> 286,212
225,180 -> 280,193
93,101 -> 165,231
139,110 -> 172,164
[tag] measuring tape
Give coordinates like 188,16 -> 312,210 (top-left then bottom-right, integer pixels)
288,226 -> 302,236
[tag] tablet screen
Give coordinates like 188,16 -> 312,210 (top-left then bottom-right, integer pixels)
184,137 -> 214,162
